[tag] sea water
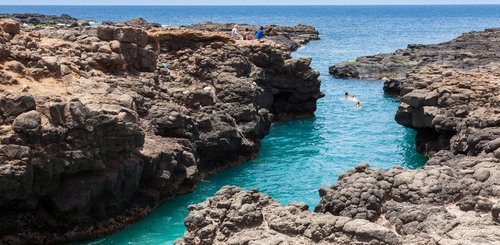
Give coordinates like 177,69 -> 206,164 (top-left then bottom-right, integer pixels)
2,5 -> 500,244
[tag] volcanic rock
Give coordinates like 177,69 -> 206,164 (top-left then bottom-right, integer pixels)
0,13 -> 78,25
315,28 -> 500,244
0,20 -> 321,244
185,22 -> 320,51
0,19 -> 20,35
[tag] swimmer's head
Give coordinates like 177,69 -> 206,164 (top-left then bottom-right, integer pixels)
344,92 -> 348,96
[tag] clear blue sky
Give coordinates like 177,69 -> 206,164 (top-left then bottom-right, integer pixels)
1,0 -> 499,5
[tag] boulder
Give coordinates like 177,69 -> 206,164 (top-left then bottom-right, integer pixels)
0,22 -> 322,244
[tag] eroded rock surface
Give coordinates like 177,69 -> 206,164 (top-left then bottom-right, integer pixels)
102,18 -> 162,29
330,28 -> 500,156
185,22 -> 320,51
0,19 -> 321,244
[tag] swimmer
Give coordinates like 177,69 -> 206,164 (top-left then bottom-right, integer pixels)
344,91 -> 349,97
356,101 -> 361,109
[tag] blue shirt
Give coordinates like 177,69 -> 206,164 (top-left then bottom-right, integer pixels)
256,29 -> 264,39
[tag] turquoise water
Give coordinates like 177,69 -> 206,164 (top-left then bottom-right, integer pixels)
3,5 -> 500,245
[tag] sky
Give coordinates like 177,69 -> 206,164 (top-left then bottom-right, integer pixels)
1,0 -> 499,5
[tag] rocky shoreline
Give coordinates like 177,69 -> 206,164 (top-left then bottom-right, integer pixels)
176,29 -> 499,244
0,16 -> 322,244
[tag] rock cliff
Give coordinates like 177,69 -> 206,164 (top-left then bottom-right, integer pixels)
0,19 -> 322,244
178,29 -> 499,244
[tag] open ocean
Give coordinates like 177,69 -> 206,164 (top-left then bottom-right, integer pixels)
2,5 -> 500,244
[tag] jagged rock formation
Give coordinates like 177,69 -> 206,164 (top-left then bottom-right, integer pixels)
0,19 -> 321,244
317,28 -> 500,243
178,29 -> 499,244
184,22 -> 320,51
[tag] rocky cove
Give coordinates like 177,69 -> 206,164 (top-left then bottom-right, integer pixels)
0,17 -> 322,244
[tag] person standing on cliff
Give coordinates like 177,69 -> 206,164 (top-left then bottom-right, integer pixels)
231,25 -> 241,40
256,26 -> 264,41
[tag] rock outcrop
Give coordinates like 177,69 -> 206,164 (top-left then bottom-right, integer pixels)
0,19 -> 321,244
0,13 -> 78,26
178,28 -> 499,244
185,22 -> 320,51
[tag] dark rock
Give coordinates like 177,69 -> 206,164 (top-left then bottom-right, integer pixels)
0,13 -> 78,25
318,28 -> 500,244
5,61 -> 26,74
492,201 -> 500,222
175,186 -> 402,245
